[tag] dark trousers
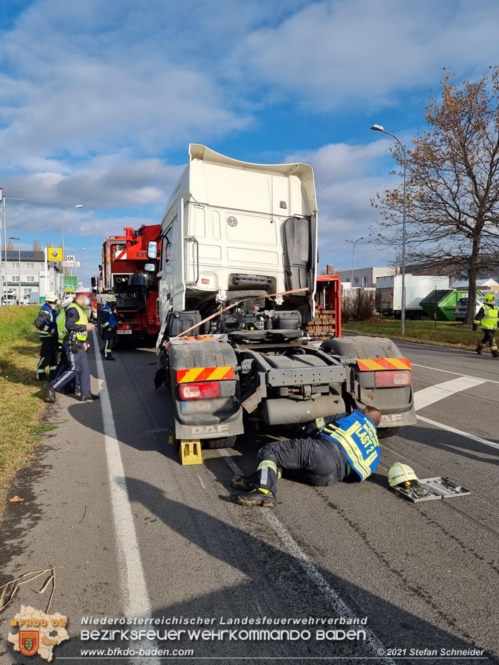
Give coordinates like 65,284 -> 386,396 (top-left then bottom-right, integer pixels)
49,340 -> 91,397
102,327 -> 117,358
37,337 -> 58,380
54,345 -> 78,394
255,437 -> 350,497
479,329 -> 497,350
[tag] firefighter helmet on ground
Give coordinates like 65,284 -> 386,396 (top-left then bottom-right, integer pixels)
387,462 -> 418,487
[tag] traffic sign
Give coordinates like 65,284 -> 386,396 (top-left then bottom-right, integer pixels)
63,276 -> 78,293
63,261 -> 80,268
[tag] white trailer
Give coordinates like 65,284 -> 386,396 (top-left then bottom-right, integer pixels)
377,274 -> 450,319
150,146 -> 416,453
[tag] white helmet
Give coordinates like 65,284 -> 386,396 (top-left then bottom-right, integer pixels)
75,287 -> 91,296
61,297 -> 74,308
388,463 -> 418,487
45,291 -> 58,303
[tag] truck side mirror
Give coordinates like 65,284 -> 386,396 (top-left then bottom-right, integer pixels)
147,241 -> 158,260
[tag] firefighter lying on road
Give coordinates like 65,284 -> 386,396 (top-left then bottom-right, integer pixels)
473,293 -> 498,357
232,406 -> 382,508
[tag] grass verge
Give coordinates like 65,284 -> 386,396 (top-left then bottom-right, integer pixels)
0,306 -> 53,507
343,318 -> 478,349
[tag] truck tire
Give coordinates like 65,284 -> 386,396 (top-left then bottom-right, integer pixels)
202,436 -> 237,449
378,427 -> 400,439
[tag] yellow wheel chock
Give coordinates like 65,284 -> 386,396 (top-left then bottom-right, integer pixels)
179,440 -> 203,465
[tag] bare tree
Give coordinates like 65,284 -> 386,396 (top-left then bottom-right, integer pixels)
32,239 -> 42,252
372,67 -> 499,323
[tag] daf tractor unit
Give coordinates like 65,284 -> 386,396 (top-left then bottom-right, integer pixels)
148,145 -> 416,454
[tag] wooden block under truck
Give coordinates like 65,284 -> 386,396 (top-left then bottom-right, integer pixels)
148,145 -> 416,454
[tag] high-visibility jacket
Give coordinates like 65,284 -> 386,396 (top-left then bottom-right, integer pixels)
319,410 -> 380,481
57,311 -> 67,344
66,303 -> 89,342
474,304 -> 498,330
35,303 -> 57,338
100,302 -> 118,328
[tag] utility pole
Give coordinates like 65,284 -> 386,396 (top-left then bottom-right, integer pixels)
345,237 -> 364,287
371,124 -> 408,335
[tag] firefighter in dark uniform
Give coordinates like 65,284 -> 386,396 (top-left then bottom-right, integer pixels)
100,294 -> 118,360
232,406 -> 382,507
35,292 -> 59,381
44,288 -> 99,403
473,293 -> 498,357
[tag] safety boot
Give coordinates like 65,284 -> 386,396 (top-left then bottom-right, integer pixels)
476,344 -> 483,355
43,384 -> 56,403
492,350 -> 499,358
235,488 -> 276,508
79,393 -> 101,402
231,474 -> 258,491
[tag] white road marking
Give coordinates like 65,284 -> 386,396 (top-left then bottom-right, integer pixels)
412,362 -> 499,386
414,376 -> 486,411
417,415 -> 499,452
94,342 -> 160,665
197,473 -> 206,490
218,449 -> 395,665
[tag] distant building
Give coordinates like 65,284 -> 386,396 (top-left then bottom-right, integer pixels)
1,250 -> 62,302
450,278 -> 499,291
338,266 -> 396,289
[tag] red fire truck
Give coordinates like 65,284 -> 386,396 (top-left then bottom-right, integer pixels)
95,225 -> 161,343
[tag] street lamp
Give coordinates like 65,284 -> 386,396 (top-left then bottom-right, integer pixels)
61,204 -> 83,268
9,236 -> 21,303
371,124 -> 408,335
345,237 -> 364,287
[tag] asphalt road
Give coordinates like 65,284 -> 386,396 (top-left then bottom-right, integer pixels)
1,335 -> 498,665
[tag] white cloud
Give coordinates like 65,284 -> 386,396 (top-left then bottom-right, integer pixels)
288,140 -> 397,270
3,154 -> 182,209
240,0 -> 499,110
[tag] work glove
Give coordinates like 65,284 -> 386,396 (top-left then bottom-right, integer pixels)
472,323 -> 478,332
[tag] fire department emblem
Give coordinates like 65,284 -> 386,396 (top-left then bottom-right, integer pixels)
19,630 -> 40,657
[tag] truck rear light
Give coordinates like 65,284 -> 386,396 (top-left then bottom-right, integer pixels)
179,382 -> 221,400
375,370 -> 412,388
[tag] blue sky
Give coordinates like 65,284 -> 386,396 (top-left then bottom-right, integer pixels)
1,0 -> 498,284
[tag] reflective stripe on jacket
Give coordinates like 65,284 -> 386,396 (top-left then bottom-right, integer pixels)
319,410 -> 380,481
36,303 -> 56,338
475,304 -> 498,330
66,303 -> 89,342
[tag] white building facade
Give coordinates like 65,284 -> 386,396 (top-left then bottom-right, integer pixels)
338,266 -> 396,288
1,250 -> 62,303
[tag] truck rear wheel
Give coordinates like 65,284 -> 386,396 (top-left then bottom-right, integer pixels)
202,436 -> 237,449
378,427 -> 400,439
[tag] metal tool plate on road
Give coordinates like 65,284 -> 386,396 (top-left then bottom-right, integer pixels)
392,477 -> 471,503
